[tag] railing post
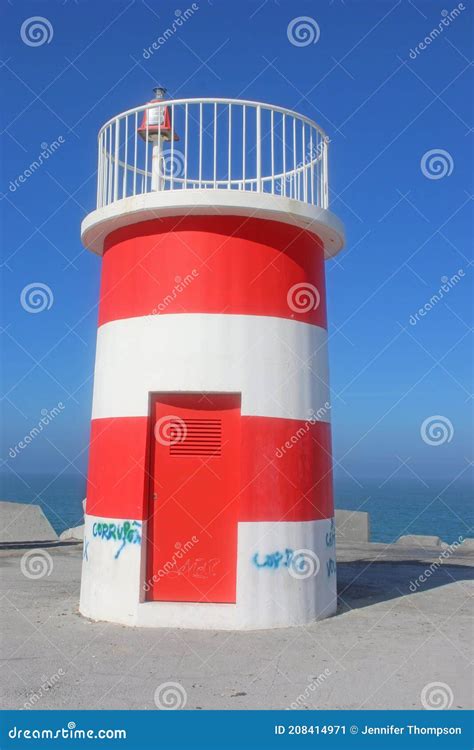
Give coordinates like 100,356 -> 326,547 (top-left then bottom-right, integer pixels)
96,132 -> 102,209
323,137 -> 329,209
199,102 -> 203,189
113,118 -> 119,202
144,108 -> 149,192
213,102 -> 217,189
184,102 -> 188,190
270,109 -> 274,195
292,117 -> 297,200
227,103 -> 232,189
302,121 -> 307,203
242,105 -> 246,190
133,112 -> 138,196
256,105 -> 262,193
107,125 -> 113,205
122,115 -> 128,199
170,103 -> 175,191
151,140 -> 161,191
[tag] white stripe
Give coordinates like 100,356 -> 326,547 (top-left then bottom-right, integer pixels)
91,314 -> 330,421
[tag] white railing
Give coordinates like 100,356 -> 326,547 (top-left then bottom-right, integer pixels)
96,98 -> 329,211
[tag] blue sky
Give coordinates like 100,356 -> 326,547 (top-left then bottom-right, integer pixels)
1,0 -> 472,492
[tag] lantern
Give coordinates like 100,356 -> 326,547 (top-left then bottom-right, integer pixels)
137,87 -> 179,142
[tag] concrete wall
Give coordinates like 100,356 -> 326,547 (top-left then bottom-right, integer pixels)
0,501 -> 57,543
335,509 -> 370,543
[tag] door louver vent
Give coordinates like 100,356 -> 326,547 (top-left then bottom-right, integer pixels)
169,418 -> 222,456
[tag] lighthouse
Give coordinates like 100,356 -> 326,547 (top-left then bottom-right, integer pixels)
79,91 -> 345,629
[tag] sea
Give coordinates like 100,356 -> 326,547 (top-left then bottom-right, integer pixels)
0,473 -> 472,544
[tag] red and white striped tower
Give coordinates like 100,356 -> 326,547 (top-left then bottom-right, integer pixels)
80,92 -> 344,629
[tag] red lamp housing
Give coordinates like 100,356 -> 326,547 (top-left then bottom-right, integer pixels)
137,96 -> 179,142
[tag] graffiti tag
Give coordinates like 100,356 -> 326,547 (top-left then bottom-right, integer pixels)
326,518 -> 336,548
326,558 -> 336,577
252,549 -> 295,570
92,520 -> 142,559
167,557 -> 220,579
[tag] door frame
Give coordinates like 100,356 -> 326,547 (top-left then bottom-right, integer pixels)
144,391 -> 242,603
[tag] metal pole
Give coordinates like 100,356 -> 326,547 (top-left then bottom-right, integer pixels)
151,138 -> 162,191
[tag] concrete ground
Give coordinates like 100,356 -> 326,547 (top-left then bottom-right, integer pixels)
1,541 -> 472,710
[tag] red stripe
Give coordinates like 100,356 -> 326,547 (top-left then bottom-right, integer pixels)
240,416 -> 334,522
86,415 -> 333,522
98,216 -> 327,328
86,418 -> 149,520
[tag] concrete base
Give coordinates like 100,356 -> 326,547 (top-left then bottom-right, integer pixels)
0,501 -> 58,544
79,515 -> 337,629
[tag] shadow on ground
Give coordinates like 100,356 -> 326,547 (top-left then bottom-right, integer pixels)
337,557 -> 474,613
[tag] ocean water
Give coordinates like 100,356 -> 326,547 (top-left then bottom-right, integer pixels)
0,473 -> 472,544
334,477 -> 473,544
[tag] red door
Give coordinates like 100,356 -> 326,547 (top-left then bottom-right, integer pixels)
147,393 -> 241,603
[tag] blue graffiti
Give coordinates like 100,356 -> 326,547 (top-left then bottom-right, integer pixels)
92,520 -> 142,559
83,537 -> 89,562
326,558 -> 336,577
252,548 -> 294,570
326,518 -> 336,548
